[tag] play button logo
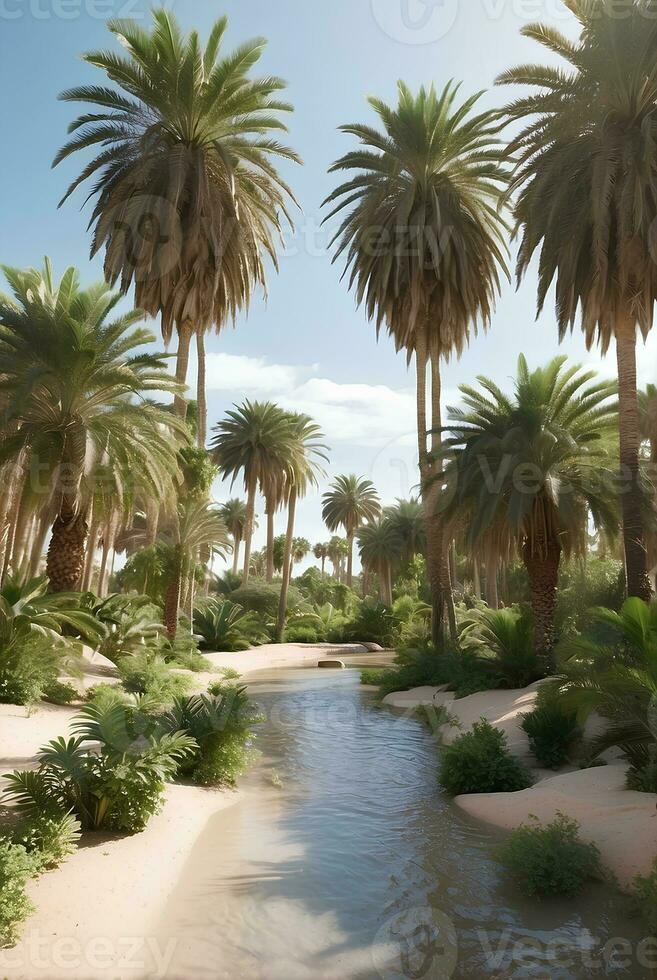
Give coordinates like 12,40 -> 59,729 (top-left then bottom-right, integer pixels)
371,0 -> 460,45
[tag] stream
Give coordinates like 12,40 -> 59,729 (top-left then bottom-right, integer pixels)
156,665 -> 653,979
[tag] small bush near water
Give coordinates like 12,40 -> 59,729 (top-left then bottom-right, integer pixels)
521,685 -> 581,769
439,720 -> 532,795
498,814 -> 602,897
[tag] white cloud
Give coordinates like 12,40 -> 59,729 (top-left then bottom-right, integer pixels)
189,352 -> 317,395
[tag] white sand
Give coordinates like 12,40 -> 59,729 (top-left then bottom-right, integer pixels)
383,682 -> 657,887
0,642 -> 375,978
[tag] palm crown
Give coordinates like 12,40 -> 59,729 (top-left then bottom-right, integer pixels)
55,9 -> 299,345
322,474 -> 381,587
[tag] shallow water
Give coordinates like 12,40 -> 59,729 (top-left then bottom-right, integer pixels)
156,667 -> 655,980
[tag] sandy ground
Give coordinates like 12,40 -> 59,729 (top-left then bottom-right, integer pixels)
0,642 -> 378,979
383,683 -> 657,888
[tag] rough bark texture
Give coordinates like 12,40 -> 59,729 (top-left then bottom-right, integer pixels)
242,480 -> 257,584
523,537 -> 561,659
46,510 -> 88,592
174,320 -> 194,419
276,491 -> 297,641
616,320 -> 652,601
231,533 -> 241,576
196,330 -> 207,448
346,529 -> 354,589
266,507 -> 275,583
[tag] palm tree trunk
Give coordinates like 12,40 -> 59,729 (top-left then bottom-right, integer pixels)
616,318 -> 652,600
196,330 -> 207,448
10,489 -> 35,578
473,560 -> 481,600
174,320 -> 194,419
164,549 -> 183,639
0,461 -> 20,578
430,348 -> 457,644
82,510 -> 100,593
523,537 -> 561,660
416,335 -> 444,649
346,528 -> 354,588
321,555 -> 326,577
98,514 -> 118,597
28,512 -> 51,580
266,507 -> 275,583
242,479 -> 257,584
276,490 -> 297,641
486,555 -> 499,609
231,533 -> 241,576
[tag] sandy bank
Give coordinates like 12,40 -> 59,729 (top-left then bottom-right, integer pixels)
383,682 -> 657,888
0,642 -> 375,978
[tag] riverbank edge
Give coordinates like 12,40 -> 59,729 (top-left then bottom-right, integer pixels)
382,683 -> 657,891
0,642 -> 372,979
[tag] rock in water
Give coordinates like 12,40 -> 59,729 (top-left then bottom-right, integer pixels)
318,659 -> 346,669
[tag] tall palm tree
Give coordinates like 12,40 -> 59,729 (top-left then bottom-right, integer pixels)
442,355 -> 618,656
322,475 -> 381,588
313,542 -> 329,576
162,497 -> 230,637
325,81 -> 509,645
385,498 -> 426,565
327,536 -> 348,581
356,517 -> 402,606
55,9 -> 299,442
276,414 -> 327,640
498,1 -> 657,600
210,401 -> 294,584
219,498 -> 248,576
0,260 -> 184,592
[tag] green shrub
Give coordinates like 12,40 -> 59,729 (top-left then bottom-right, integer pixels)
283,624 -> 322,643
12,810 -> 80,871
118,652 -> 191,703
0,841 -> 38,947
439,720 -> 532,795
521,692 -> 581,770
498,814 -> 602,897
633,858 -> 657,933
4,703 -> 196,834
374,646 -> 499,700
461,606 -> 544,688
627,760 -> 657,794
360,668 -> 391,687
43,679 -> 79,705
555,558 -> 625,632
342,598 -> 399,647
0,637 -> 82,707
194,599 -> 267,651
158,686 -> 261,787
229,582 -> 303,618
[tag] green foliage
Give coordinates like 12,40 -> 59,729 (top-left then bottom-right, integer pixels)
4,703 -> 196,834
194,599 -> 267,652
555,559 -> 626,633
0,636 -> 81,707
115,544 -> 177,605
118,652 -> 192,704
230,582 -> 303,618
439,720 -> 532,796
342,598 -> 398,647
89,593 -> 164,664
373,646 -> 499,700
0,841 -> 37,947
11,810 -> 81,872
42,679 -> 79,706
159,686 -> 261,787
633,858 -> 657,933
283,624 -> 322,644
461,607 -> 544,688
160,632 -> 213,672
497,814 -> 601,897
521,685 -> 581,770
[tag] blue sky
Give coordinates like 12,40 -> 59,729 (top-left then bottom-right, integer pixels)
2,0 -> 656,564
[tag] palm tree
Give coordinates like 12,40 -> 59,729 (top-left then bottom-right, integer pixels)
356,518 -> 402,605
385,498 -> 426,565
640,385 -> 657,465
325,81 -> 509,645
498,3 -> 657,600
0,260 -> 183,592
327,536 -> 348,581
210,401 -> 294,584
322,475 -> 381,588
55,9 -> 299,442
313,542 -> 329,576
292,538 -> 311,565
219,498 -> 248,576
442,355 -> 618,656
162,497 -> 230,637
276,414 -> 327,640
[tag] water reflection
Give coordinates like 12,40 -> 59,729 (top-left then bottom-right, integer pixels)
156,667 -> 652,979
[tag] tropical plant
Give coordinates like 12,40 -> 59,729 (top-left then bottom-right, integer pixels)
275,413 -> 327,639
118,650 -> 192,704
342,597 -> 397,648
89,593 -> 164,664
385,499 -> 426,565
439,719 -> 532,795
0,841 -> 38,947
499,1 -> 657,600
211,401 -> 295,583
521,697 -> 581,770
4,702 -> 196,833
325,81 -> 509,644
556,598 -> 657,789
55,9 -> 299,442
442,355 -> 618,655
193,599 -> 266,652
322,475 -> 380,588
356,517 -> 402,605
219,499 -> 249,576
0,261 -> 184,591
498,814 -> 601,898
461,606 -> 542,688
313,542 -> 329,576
